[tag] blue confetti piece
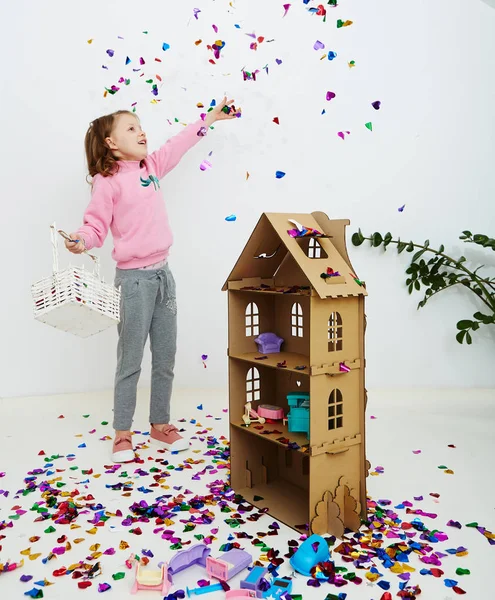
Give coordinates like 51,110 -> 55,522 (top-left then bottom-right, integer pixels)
197,404 -> 203,410
77,443 -> 86,448
327,51 -> 337,60
377,580 -> 390,590
24,589 -> 43,598
162,43 -> 170,51
225,215 -> 237,222
395,503 -> 405,509
275,171 -> 286,179
210,99 -> 216,107
398,204 -> 406,212
445,579 -> 458,588
420,568 -> 432,575
234,24 -> 241,28
125,56 -> 131,65
321,109 -> 326,115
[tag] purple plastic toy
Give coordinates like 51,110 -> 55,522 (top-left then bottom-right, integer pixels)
206,548 -> 252,581
254,333 -> 284,354
168,544 -> 212,577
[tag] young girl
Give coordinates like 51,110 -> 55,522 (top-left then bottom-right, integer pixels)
66,97 -> 239,463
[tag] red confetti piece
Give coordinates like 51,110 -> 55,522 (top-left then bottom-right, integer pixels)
453,586 -> 466,594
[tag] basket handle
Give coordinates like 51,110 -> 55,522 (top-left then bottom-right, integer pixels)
50,223 -> 101,279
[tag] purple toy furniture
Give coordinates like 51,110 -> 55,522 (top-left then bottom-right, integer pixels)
254,333 -> 284,354
206,548 -> 252,582
240,565 -> 269,597
168,544 -> 212,578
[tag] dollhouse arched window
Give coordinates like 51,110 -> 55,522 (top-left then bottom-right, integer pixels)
308,238 -> 322,258
328,389 -> 343,430
328,312 -> 343,351
246,367 -> 261,403
291,302 -> 304,337
245,302 -> 259,337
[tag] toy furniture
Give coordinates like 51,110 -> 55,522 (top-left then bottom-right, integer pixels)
287,392 -> 310,437
261,577 -> 292,598
257,405 -> 284,421
254,332 -> 284,354
240,566 -> 269,596
224,212 -> 368,537
206,548 -> 252,581
289,534 -> 329,576
242,402 -> 265,426
168,544 -> 211,577
226,592 -> 257,600
131,562 -> 171,595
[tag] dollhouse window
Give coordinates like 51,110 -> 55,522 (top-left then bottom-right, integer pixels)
308,238 -> 322,258
291,302 -> 304,337
328,312 -> 343,351
245,302 -> 260,337
328,389 -> 343,430
246,367 -> 261,403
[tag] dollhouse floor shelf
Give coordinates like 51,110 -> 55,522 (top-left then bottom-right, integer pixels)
236,481 -> 308,531
228,352 -> 310,374
231,422 -> 309,453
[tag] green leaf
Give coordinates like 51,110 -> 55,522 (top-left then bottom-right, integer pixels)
457,320 -> 473,330
423,239 -> 430,247
397,242 -> 407,254
414,280 -> 420,291
351,231 -> 365,246
383,232 -> 393,246
412,249 -> 426,262
456,330 -> 466,344
466,332 -> 473,344
438,244 -> 445,252
462,230 -> 472,237
372,232 -> 383,247
406,241 -> 414,252
473,234 -> 488,244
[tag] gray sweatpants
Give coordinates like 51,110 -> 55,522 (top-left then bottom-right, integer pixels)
113,263 -> 177,431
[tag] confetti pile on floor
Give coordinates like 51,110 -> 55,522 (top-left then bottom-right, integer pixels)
0,403 -> 493,599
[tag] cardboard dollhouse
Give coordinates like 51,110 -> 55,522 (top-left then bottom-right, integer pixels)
222,212 -> 369,537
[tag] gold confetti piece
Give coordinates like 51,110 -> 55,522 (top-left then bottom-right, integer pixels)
86,527 -> 98,535
29,553 -> 41,561
70,524 -> 81,530
87,39 -> 94,44
366,571 -> 380,581
89,544 -> 100,552
29,537 -> 40,543
20,548 -> 31,556
195,39 -> 202,45
119,541 -> 130,550
93,474 -> 101,479
445,469 -> 454,474
73,538 -> 85,544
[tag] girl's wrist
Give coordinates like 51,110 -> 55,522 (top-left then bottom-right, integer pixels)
204,113 -> 216,128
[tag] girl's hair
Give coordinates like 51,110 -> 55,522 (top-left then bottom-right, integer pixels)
84,110 -> 136,179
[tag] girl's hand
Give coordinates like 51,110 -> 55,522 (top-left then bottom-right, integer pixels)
204,97 -> 241,126
65,233 -> 85,254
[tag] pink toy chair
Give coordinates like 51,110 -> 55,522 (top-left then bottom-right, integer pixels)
131,562 -> 171,595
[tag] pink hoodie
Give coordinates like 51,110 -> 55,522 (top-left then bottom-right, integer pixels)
76,119 -> 205,269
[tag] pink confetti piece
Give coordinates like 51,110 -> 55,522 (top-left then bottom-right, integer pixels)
412,450 -> 422,454
314,40 -> 325,50
283,3 -> 291,17
212,24 -> 218,33
337,130 -> 350,140
326,91 -> 336,101
200,160 -> 213,171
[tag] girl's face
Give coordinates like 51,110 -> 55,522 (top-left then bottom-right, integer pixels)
105,114 -> 148,161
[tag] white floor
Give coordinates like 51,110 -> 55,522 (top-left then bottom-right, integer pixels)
0,388 -> 494,599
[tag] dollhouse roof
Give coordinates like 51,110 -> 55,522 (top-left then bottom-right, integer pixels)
222,211 -> 368,299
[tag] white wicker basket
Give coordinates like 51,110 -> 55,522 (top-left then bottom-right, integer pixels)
31,223 -> 120,338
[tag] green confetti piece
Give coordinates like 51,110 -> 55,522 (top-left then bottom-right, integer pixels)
9,514 -> 20,520
170,543 -> 182,550
69,466 -> 78,471
44,526 -> 56,534
365,122 -> 373,131
438,465 -> 448,469
194,534 -> 205,541
253,495 -> 264,501
101,421 -> 108,425
183,524 -> 195,532
466,522 -> 479,528
456,568 -> 470,576
343,572 -> 356,580
83,415 -> 90,418
56,482 -> 66,488
112,572 -> 126,581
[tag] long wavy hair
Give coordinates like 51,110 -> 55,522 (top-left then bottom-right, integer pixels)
84,110 -> 136,180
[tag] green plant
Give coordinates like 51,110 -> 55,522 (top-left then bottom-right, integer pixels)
351,230 -> 495,344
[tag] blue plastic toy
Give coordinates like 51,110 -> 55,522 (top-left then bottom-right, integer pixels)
287,392 -> 310,437
261,577 -> 292,598
186,582 -> 225,596
289,534 -> 329,576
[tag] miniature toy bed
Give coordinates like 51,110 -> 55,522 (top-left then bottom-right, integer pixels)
206,548 -> 252,581
131,562 -> 171,594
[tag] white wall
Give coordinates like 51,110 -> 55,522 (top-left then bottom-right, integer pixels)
1,0 -> 494,398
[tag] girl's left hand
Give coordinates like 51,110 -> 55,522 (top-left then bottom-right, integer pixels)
206,97 -> 241,125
